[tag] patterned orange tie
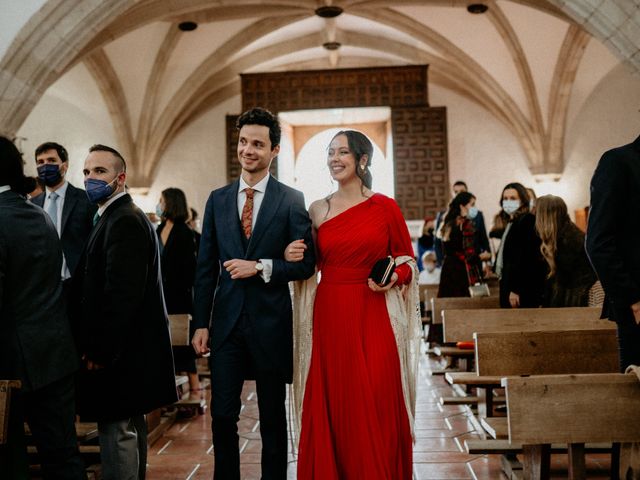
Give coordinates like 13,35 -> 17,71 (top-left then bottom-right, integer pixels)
241,188 -> 254,238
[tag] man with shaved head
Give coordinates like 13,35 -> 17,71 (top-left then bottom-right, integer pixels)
70,144 -> 176,480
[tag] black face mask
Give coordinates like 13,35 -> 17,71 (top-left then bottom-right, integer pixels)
37,164 -> 62,187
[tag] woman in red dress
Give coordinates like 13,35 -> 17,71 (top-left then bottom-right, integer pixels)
286,130 -> 419,479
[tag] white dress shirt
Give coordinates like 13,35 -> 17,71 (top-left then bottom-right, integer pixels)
44,181 -> 71,280
238,174 -> 273,283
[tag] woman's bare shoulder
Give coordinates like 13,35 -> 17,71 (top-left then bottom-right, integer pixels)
308,198 -> 329,227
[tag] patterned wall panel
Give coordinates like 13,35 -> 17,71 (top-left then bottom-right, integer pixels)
226,115 -> 241,183
241,65 -> 428,112
228,65 -> 449,220
392,106 -> 449,220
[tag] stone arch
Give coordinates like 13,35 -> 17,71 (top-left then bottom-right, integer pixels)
0,0 -> 134,137
1,0 -> 637,176
547,0 -> 640,75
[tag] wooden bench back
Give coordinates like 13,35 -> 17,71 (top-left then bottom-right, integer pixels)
474,329 -> 618,376
505,373 -> 640,444
443,307 -> 608,343
431,296 -> 500,325
168,314 -> 191,346
0,380 -> 21,445
419,283 -> 439,305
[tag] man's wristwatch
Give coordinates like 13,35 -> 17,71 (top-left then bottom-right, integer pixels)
255,260 -> 264,272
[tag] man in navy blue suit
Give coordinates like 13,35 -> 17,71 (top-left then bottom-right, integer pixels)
192,107 -> 315,480
31,142 -> 96,281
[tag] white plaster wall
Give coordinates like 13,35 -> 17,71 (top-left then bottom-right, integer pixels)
140,95 -> 242,217
562,62 -> 640,210
0,0 -> 46,61
430,60 -> 640,224
17,63 -> 117,188
429,83 -> 534,225
14,52 -> 638,230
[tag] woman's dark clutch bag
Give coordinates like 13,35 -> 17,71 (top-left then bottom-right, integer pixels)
369,256 -> 396,286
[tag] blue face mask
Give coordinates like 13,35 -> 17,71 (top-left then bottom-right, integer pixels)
155,204 -> 164,218
37,163 -> 62,187
467,206 -> 479,219
85,176 -> 118,204
502,199 -> 521,215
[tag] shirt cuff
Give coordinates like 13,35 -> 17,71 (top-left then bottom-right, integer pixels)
259,259 -> 273,283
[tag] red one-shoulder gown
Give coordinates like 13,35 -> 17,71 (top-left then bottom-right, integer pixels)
297,193 -> 414,479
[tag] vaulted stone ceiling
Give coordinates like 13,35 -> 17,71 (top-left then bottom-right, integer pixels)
1,0 -> 637,187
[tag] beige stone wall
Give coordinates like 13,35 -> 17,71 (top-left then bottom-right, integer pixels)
430,60 -> 640,226
141,95 -> 241,216
19,63 -> 117,187
17,59 -> 638,227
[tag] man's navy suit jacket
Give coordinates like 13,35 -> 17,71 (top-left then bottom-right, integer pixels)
32,182 -> 97,276
193,177 -> 315,383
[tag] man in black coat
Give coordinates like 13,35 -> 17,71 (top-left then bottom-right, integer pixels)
586,135 -> 640,371
0,137 -> 85,479
30,142 -> 96,281
192,108 -> 316,480
70,144 -> 176,479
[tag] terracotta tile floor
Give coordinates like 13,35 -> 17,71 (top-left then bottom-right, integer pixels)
146,353 -> 612,479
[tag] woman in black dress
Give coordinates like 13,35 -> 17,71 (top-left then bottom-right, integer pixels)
495,183 -> 547,308
157,188 -> 199,393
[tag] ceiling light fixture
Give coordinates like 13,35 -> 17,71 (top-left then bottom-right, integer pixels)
322,41 -> 341,51
178,21 -> 198,31
315,6 -> 344,18
467,3 -> 489,14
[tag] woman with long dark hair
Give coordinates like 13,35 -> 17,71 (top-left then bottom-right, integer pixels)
437,192 -> 483,297
495,182 -> 547,308
535,195 -> 596,307
285,130 -> 419,479
156,188 -> 200,393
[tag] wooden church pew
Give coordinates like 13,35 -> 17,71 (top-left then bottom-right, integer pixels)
504,373 -> 640,479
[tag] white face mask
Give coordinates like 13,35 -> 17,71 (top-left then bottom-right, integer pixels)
467,206 -> 479,219
502,199 -> 521,215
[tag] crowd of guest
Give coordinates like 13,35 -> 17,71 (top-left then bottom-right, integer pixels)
1,116 -> 637,480
417,178 -> 599,310
0,136 -> 202,479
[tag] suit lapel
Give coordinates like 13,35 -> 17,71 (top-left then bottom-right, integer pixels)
222,181 -> 245,258
31,192 -> 44,208
246,176 -> 282,257
61,184 -> 77,233
86,194 -> 130,253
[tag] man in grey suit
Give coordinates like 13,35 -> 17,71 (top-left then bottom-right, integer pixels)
192,108 -> 315,479
31,142 -> 96,281
0,137 -> 85,479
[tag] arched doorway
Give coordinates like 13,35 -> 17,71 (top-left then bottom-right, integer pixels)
284,127 -> 394,207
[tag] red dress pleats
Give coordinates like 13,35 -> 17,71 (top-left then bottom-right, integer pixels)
297,194 -> 413,480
